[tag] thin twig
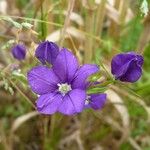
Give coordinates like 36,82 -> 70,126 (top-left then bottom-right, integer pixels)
59,0 -> 75,46
8,78 -> 36,109
136,11 -> 150,54
0,15 -> 116,49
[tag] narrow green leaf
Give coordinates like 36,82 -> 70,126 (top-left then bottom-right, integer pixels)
87,87 -> 107,94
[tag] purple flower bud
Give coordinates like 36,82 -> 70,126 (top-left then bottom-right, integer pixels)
35,41 -> 59,65
111,52 -> 144,82
11,44 -> 26,60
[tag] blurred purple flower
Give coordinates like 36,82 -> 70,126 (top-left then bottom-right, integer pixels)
27,48 -> 99,115
11,44 -> 26,60
35,41 -> 59,65
111,52 -> 144,82
85,93 -> 107,110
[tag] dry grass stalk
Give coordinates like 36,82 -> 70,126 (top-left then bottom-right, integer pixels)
106,89 -> 130,128
59,130 -> 84,150
52,10 -> 84,26
137,11 -> 150,54
95,0 -> 107,37
59,0 -> 76,46
46,26 -> 85,42
119,0 -> 130,25
11,111 -> 39,133
95,112 -> 142,150
44,0 -> 54,34
108,0 -> 120,38
84,9 -> 95,63
111,85 -> 150,122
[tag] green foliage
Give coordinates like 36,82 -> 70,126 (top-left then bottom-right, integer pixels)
143,44 -> 150,71
16,0 -> 30,8
120,16 -> 143,51
132,119 -> 148,137
44,127 -> 62,150
120,142 -> 133,150
125,99 -> 147,119
88,72 -> 102,82
0,77 -> 14,95
12,70 -> 27,86
135,44 -> 150,100
90,125 -> 111,141
87,86 -> 107,94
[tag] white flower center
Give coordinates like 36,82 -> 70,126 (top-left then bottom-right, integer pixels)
57,83 -> 72,95
85,100 -> 90,105
85,95 -> 91,105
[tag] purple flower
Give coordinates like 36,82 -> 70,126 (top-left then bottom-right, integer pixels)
85,93 -> 107,110
35,41 -> 59,65
11,44 -> 26,60
27,48 -> 99,115
111,52 -> 144,82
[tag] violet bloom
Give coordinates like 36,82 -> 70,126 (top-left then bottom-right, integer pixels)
35,41 -> 59,65
27,48 -> 99,115
85,94 -> 107,110
111,52 -> 144,82
11,44 -> 26,60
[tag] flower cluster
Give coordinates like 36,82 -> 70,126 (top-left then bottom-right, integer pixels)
27,41 -> 106,115
27,41 -> 144,115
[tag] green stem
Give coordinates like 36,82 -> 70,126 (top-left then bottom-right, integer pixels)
40,1 -> 47,40
8,78 -> 36,109
99,60 -> 113,79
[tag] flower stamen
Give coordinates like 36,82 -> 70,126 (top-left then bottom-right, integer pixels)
57,83 -> 72,96
85,95 -> 91,105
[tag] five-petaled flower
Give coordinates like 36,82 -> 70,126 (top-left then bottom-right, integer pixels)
111,52 -> 144,83
11,44 -> 26,60
27,48 -> 105,115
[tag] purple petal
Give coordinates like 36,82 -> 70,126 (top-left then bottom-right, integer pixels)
11,44 -> 26,60
119,60 -> 142,82
136,55 -> 144,66
86,93 -> 107,110
36,93 -> 63,114
72,64 -> 99,89
35,41 -> 59,65
53,48 -> 78,82
27,66 -> 60,95
111,53 -> 135,78
111,52 -> 144,82
58,89 -> 86,115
